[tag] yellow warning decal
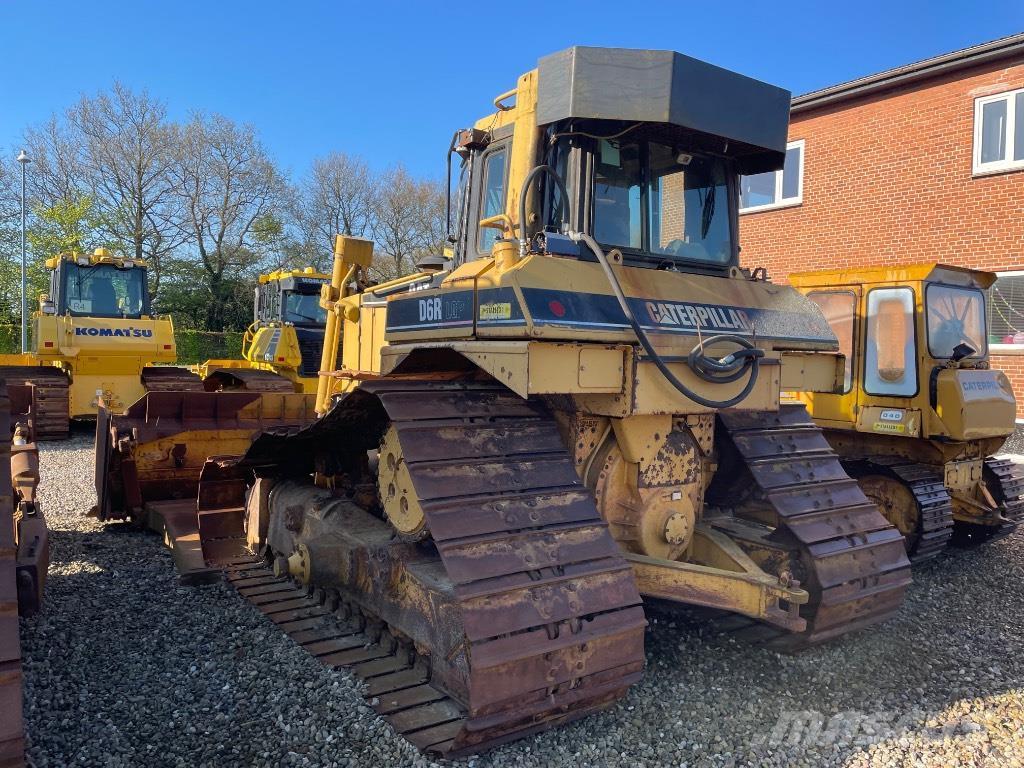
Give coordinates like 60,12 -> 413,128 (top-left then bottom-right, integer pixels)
479,302 -> 512,321
872,422 -> 905,434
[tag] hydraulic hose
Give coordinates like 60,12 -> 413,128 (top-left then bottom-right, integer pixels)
569,231 -> 763,409
519,165 -> 570,257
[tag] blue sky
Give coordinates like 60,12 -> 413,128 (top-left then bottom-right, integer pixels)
2,0 -> 1021,182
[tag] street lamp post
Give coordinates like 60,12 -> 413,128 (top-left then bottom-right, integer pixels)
16,150 -> 30,354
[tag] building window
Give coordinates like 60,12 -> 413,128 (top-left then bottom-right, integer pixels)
988,270 -> 1024,351
973,88 -> 1024,175
739,140 -> 804,213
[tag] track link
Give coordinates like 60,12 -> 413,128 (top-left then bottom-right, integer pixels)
0,387 -> 25,768
849,459 -> 954,564
978,457 -> 1024,542
0,367 -> 69,441
224,560 -> 472,754
714,404 -> 912,650
203,368 -> 294,392
140,366 -> 204,392
237,379 -> 647,756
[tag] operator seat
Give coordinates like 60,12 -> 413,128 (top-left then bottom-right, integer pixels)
89,278 -> 118,315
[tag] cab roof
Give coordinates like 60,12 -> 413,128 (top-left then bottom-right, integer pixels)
788,263 -> 996,290
45,247 -> 146,270
258,267 -> 330,284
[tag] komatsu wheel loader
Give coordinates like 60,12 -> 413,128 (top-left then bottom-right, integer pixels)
96,47 -> 911,756
790,264 -> 1022,562
0,248 -> 202,438
198,268 -> 331,394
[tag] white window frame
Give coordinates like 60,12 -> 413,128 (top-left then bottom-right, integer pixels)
988,269 -> 1024,353
739,139 -> 805,214
973,87 -> 1024,177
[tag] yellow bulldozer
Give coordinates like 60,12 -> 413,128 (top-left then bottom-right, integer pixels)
198,268 -> 331,393
95,47 -> 912,756
0,248 -> 201,438
791,264 -> 1023,561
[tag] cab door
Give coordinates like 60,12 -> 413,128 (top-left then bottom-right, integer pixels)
856,284 -> 921,437
802,287 -> 861,427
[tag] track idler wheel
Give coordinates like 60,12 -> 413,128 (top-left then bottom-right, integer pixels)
377,425 -> 428,541
859,474 -> 920,553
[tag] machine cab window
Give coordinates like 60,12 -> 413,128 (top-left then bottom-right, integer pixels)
477,146 -> 508,254
865,287 -> 917,396
283,291 -> 327,326
590,137 -> 735,267
806,291 -> 856,392
926,284 -> 987,359
60,262 -> 147,319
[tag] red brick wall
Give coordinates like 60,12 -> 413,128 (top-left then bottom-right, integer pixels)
739,57 -> 1024,416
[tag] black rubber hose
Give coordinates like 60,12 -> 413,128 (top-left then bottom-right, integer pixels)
519,165 -> 570,254
570,232 -> 763,409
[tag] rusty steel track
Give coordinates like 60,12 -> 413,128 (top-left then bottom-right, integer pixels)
970,457 -> 1024,543
0,367 -> 68,441
848,459 -> 954,564
713,404 -> 912,650
203,368 -> 295,392
140,366 -> 205,392
235,379 -> 647,756
0,385 -> 24,768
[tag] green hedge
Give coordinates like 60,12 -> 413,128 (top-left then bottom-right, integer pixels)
0,324 -> 243,365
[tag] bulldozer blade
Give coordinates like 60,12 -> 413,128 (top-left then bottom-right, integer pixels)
94,390 -> 317,522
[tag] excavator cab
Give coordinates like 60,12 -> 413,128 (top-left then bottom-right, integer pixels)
248,269 -> 330,379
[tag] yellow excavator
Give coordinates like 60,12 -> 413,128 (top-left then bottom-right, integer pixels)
0,248 -> 200,438
198,268 -> 331,393
791,264 -> 1022,561
96,47 -> 911,756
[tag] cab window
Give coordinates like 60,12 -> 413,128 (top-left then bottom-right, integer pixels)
806,291 -> 856,393
283,291 -> 327,326
592,138 -> 733,266
865,287 -> 917,396
477,147 -> 507,254
61,263 -> 146,319
926,284 -> 987,358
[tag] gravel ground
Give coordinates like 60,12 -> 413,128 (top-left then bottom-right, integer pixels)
19,433 -> 1024,767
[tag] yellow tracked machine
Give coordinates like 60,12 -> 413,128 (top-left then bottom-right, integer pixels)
198,268 -> 331,394
96,47 -> 911,755
0,248 -> 202,438
791,264 -> 1022,562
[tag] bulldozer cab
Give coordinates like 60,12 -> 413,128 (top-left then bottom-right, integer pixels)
255,269 -> 330,328
46,249 -> 150,319
448,48 -> 789,275
790,264 -> 1015,442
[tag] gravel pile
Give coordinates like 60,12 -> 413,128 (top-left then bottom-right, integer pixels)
20,433 -> 1024,767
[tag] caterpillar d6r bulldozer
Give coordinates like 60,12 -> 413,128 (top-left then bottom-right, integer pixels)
132,47 -> 913,756
790,264 -> 1022,561
0,248 -> 202,438
197,268 -> 331,394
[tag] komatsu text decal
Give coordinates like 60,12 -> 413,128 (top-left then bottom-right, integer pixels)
74,326 -> 153,338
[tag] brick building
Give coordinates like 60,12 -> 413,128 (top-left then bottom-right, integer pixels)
738,33 -> 1024,415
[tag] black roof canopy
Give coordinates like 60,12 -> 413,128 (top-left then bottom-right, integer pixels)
537,46 -> 791,174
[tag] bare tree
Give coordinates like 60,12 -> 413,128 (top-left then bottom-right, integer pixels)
371,165 -> 446,281
294,152 -> 375,269
171,113 -> 288,330
69,83 -> 185,292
